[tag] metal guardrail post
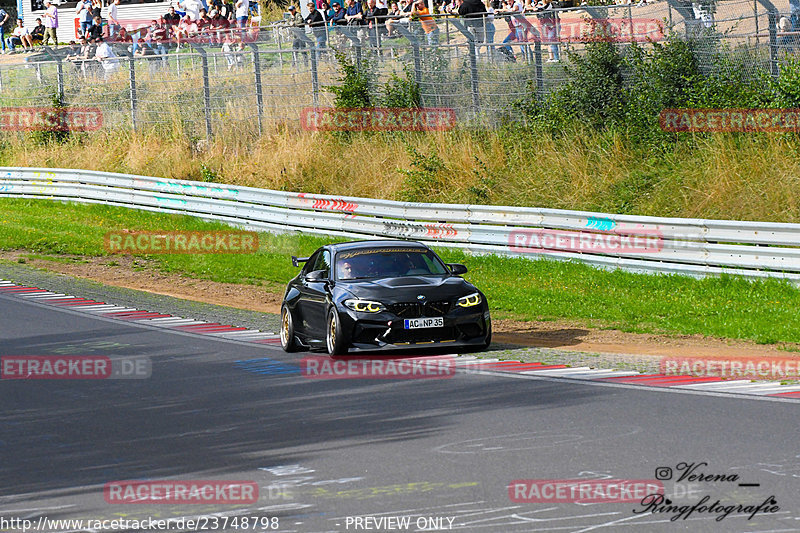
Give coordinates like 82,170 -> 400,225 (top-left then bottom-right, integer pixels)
768,11 -> 779,79
248,43 -> 264,135
190,44 -> 213,139
450,19 -> 480,116
128,56 -> 138,132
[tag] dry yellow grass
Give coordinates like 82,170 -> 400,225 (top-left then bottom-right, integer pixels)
3,123 -> 800,222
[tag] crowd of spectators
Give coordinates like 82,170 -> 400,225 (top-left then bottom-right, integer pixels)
284,0 -> 563,62
2,0 -> 257,65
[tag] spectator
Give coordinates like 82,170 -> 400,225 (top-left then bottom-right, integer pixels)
174,15 -> 198,48
458,0 -> 487,43
180,0 -> 203,21
385,0 -> 409,37
76,0 -> 93,39
482,0 -> 495,49
497,0 -> 521,60
286,5 -> 307,66
42,0 -> 59,47
319,0 -> 331,22
219,0 -> 235,21
305,2 -> 327,50
164,6 -> 181,28
91,0 -> 102,22
364,0 -> 388,43
411,0 -> 438,44
330,2 -> 346,25
66,35 -> 97,76
107,0 -> 121,39
94,36 -> 119,78
6,18 -> 33,53
778,16 -> 799,53
196,7 -> 212,40
344,0 -> 364,25
134,37 -> 161,72
535,0 -> 559,61
235,0 -> 249,28
116,26 -> 132,47
30,18 -> 45,44
0,7 -> 9,54
144,19 -> 169,61
86,15 -> 103,41
221,33 -> 243,69
209,9 -> 230,44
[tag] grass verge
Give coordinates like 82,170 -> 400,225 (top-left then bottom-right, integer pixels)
2,197 -> 800,345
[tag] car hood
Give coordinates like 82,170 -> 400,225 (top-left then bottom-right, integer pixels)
338,276 -> 476,302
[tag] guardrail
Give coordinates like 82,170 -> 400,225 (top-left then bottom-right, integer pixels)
2,166 -> 800,282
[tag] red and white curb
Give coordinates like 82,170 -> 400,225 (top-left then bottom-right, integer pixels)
0,280 -> 281,346
454,356 -> 800,399
4,279 -> 800,398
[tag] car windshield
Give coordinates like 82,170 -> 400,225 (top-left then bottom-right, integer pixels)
336,247 -> 449,280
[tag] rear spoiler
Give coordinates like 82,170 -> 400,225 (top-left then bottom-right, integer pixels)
291,256 -> 310,268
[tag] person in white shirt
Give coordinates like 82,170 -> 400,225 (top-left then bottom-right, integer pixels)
108,0 -> 121,38
94,37 -> 119,78
235,0 -> 249,28
180,0 -> 203,21
6,18 -> 33,52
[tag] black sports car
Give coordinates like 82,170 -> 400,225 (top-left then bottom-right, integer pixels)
279,240 -> 491,354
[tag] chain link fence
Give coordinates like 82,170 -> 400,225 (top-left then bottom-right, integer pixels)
0,0 -> 791,138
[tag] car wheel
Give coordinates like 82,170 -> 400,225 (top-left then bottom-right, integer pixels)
326,308 -> 348,355
280,304 -> 298,353
482,319 -> 492,350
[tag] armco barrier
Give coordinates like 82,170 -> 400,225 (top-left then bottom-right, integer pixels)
2,167 -> 800,282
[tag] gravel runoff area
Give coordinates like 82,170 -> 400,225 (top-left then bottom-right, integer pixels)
0,260 -> 663,374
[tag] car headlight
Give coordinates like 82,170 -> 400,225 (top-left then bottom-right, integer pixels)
457,292 -> 482,308
344,299 -> 386,313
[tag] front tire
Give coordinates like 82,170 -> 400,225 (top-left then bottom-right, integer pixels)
280,304 -> 298,353
326,308 -> 348,355
482,318 -> 492,350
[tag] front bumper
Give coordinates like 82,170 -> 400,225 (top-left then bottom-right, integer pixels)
339,306 -> 491,352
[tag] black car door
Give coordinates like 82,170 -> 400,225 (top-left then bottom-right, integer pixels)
296,249 -> 331,341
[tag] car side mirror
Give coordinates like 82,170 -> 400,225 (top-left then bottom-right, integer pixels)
447,263 -> 468,275
305,269 -> 328,282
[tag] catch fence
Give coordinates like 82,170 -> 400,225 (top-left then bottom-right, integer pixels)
0,0 -> 792,138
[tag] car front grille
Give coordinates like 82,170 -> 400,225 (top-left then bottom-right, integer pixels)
387,301 -> 451,318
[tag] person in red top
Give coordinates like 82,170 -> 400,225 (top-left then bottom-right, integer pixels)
196,8 -> 212,42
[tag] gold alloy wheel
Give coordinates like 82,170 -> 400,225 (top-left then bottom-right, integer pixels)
280,308 -> 290,347
327,312 -> 337,353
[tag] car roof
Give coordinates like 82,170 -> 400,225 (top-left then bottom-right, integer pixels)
328,240 -> 430,253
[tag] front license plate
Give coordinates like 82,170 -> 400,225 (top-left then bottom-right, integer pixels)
404,317 -> 444,329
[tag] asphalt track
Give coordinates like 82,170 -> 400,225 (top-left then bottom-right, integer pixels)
1,288 -> 800,533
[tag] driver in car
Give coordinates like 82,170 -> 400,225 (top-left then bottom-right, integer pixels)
339,260 -> 355,279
